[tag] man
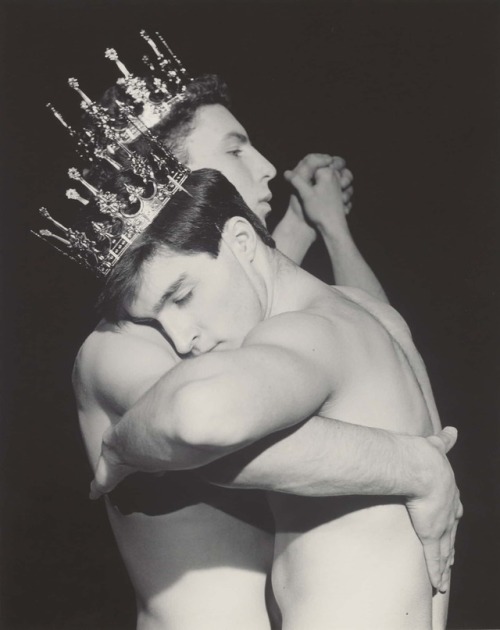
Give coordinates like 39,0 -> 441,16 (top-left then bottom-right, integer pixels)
74,76 -> 459,628
89,167 -> 461,629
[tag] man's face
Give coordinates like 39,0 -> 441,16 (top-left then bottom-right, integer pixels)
184,104 -> 277,222
125,245 -> 263,356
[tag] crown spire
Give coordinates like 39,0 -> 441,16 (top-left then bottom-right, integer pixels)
68,167 -> 99,196
140,30 -> 163,60
68,78 -> 93,106
46,103 -> 71,130
104,48 -> 131,78
39,207 -> 70,235
66,188 -> 90,205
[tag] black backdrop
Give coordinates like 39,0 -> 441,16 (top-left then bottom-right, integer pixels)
1,1 -> 499,628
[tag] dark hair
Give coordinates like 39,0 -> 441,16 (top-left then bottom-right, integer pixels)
152,74 -> 230,161
97,74 -> 230,161
83,74 -> 232,215
97,168 -> 275,322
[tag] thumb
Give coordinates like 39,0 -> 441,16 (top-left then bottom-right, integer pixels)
89,477 -> 104,501
436,426 -> 458,454
89,455 -> 107,500
284,170 -> 313,201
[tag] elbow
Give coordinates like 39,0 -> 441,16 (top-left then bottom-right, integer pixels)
171,381 -> 246,452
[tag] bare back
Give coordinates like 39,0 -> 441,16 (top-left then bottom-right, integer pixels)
269,285 -> 442,630
74,321 -> 275,630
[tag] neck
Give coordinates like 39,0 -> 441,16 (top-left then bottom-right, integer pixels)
259,248 -> 318,319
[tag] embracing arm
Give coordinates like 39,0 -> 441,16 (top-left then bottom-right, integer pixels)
272,154 -> 388,302
89,318 -> 461,591
93,312 -> 334,481
200,416 -> 461,593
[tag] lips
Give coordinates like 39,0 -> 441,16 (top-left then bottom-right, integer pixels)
192,341 -> 221,355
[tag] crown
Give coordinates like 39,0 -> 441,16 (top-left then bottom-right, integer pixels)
33,31 -> 191,278
102,30 -> 190,143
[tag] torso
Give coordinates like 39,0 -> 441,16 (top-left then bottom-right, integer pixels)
269,284 -> 439,630
74,279 -> 442,630
74,320 -> 277,630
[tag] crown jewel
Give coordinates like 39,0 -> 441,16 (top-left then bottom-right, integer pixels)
33,31 -> 191,278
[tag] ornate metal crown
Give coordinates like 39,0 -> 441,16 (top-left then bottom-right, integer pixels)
33,31 -> 191,277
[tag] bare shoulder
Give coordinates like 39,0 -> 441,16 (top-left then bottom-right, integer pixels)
243,308 -> 345,384
245,309 -> 336,348
73,319 -> 180,417
244,284 -> 415,376
331,285 -> 414,342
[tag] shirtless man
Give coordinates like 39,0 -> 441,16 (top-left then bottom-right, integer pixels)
73,72 -> 396,627
73,77 -> 460,628
89,167 -> 461,628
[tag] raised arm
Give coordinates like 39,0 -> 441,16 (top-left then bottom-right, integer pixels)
272,154 -> 388,302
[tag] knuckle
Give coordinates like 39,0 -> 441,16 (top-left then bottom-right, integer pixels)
319,167 -> 334,180
342,169 -> 354,184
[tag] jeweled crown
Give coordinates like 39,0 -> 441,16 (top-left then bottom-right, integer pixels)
33,31 -> 191,277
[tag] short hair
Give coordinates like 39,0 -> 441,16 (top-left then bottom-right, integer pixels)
97,168 -> 275,323
98,74 -> 231,161
152,74 -> 231,161
83,73 -> 233,212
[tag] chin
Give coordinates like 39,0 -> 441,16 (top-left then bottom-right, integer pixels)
254,202 -> 272,223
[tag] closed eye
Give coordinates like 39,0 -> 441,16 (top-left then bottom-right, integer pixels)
128,316 -> 160,329
173,291 -> 193,306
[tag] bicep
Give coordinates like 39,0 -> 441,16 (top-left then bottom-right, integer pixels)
185,314 -> 336,446
226,344 -> 330,439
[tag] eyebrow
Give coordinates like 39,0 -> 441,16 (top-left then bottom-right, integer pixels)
223,131 -> 249,144
124,273 -> 187,322
152,274 -> 187,315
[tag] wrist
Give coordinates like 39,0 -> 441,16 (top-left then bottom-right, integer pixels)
401,435 -> 437,499
316,214 -> 351,243
277,205 -> 317,245
273,206 -> 317,263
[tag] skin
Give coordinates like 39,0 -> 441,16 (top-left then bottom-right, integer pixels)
75,105 -> 459,629
90,180 -> 459,627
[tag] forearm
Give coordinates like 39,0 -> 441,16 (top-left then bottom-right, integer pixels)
320,223 -> 389,303
202,415 -> 434,498
272,204 -> 316,264
101,340 -> 320,473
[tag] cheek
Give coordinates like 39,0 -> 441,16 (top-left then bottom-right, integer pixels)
229,286 -> 261,335
223,165 -> 255,205
206,253 -> 261,340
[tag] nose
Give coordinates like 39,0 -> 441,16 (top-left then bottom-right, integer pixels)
251,146 -> 277,182
158,314 -> 198,356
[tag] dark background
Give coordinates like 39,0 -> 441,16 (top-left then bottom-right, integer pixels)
1,0 -> 499,628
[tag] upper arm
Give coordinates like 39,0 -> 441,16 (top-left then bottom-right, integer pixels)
73,327 -> 179,468
175,312 -> 338,448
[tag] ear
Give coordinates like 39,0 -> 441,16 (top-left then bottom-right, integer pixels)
221,216 -> 258,262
